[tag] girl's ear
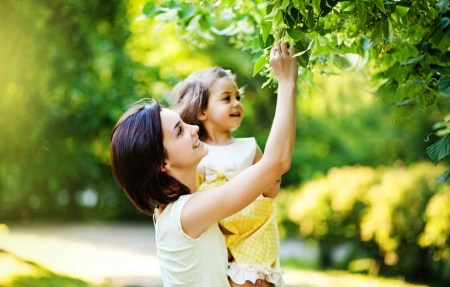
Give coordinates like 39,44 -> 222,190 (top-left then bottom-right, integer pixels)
197,111 -> 207,121
161,162 -> 170,172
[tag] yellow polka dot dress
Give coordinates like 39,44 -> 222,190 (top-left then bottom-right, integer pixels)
196,138 -> 285,287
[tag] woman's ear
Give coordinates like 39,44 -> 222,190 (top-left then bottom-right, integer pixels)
197,111 -> 207,121
161,162 -> 170,172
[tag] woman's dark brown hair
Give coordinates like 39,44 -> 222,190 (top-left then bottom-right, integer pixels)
110,99 -> 190,216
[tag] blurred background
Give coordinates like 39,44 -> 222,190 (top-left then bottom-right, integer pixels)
0,0 -> 449,286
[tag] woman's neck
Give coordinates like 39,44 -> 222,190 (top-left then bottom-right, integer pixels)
168,166 -> 197,194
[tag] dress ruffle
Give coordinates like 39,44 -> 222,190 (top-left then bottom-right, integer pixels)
227,262 -> 286,287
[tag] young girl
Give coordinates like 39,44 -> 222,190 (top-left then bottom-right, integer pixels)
171,69 -> 286,285
110,42 -> 297,287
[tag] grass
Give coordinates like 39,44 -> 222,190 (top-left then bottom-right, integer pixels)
0,250 -> 111,287
0,250 -> 432,287
281,257 -> 431,287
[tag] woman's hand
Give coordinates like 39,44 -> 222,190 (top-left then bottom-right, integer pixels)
269,42 -> 298,86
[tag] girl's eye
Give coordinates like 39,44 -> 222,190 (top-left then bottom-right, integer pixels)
236,95 -> 241,101
177,126 -> 183,136
223,96 -> 230,101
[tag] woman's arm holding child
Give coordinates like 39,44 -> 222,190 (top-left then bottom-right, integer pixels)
253,146 -> 281,198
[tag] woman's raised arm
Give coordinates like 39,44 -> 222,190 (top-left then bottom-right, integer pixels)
182,42 -> 298,238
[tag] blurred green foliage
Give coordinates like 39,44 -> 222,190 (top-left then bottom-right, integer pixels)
284,162 -> 450,285
0,0 -> 448,285
0,0 -> 143,221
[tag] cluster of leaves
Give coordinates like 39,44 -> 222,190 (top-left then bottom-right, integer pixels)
142,0 -> 450,97
285,162 -> 450,284
143,0 -> 450,181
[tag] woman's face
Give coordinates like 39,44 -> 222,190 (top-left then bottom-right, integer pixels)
160,108 -> 207,170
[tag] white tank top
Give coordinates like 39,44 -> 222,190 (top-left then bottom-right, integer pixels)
154,194 -> 229,286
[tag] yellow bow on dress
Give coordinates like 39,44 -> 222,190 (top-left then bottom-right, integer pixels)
205,162 -> 238,183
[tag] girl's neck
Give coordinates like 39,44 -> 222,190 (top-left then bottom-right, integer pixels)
202,130 -> 235,146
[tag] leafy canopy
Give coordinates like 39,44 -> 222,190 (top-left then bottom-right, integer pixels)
143,0 -> 450,181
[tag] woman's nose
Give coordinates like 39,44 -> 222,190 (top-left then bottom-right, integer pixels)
190,124 -> 199,135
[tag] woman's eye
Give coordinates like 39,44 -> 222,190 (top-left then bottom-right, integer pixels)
177,126 -> 183,136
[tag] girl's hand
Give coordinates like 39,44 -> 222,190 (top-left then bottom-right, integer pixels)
255,279 -> 274,287
269,42 -> 298,86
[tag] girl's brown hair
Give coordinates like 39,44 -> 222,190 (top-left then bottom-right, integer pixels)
171,67 -> 235,139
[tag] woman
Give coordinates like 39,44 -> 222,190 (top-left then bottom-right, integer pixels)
110,42 -> 297,287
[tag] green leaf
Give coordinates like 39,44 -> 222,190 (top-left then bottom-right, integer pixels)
399,54 -> 424,66
143,2 -> 160,17
439,18 -> 450,29
437,0 -> 449,13
436,169 -> 450,184
427,134 -> 450,164
374,0 -> 386,13
266,34 -> 275,48
273,10 -> 283,28
395,98 -> 415,106
178,3 -> 196,20
427,64 -> 450,75
439,76 -> 450,97
313,0 -> 321,13
266,4 -> 274,15
253,55 -> 268,76
261,20 -> 272,43
384,63 -> 412,83
317,35 -> 327,46
322,6 -> 333,17
280,0 -> 290,10
415,42 -> 432,51
294,38 -> 312,68
287,29 -> 304,41
395,5 -> 409,15
266,2 -> 279,17
259,31 -> 265,49
186,14 -> 201,31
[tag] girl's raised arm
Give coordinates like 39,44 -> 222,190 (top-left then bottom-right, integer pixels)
182,42 -> 298,238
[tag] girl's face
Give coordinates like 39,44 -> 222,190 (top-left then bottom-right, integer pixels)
160,108 -> 207,170
201,77 -> 244,132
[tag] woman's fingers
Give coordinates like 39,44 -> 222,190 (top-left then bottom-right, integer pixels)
280,41 -> 289,55
271,42 -> 281,58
